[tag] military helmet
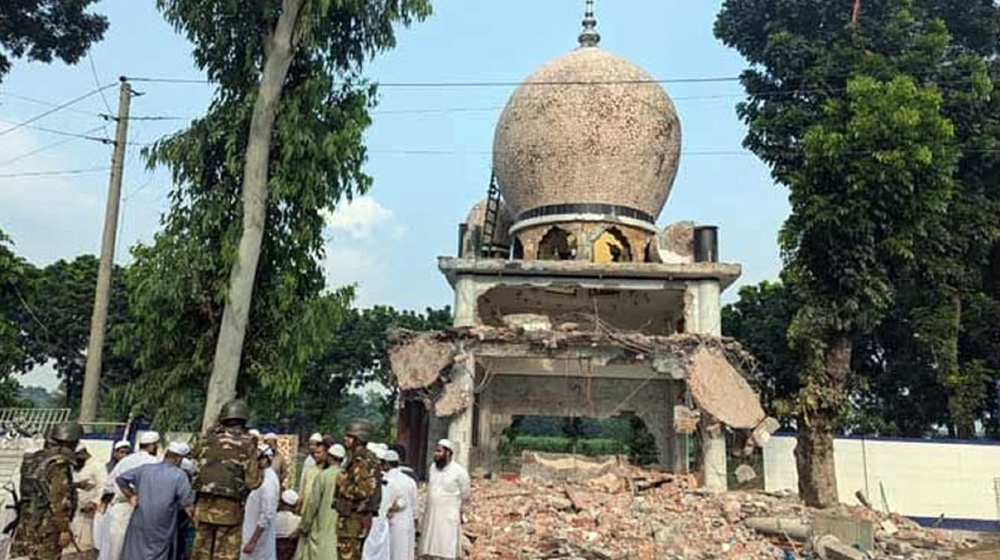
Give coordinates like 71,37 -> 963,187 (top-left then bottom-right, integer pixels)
219,399 -> 249,423
50,422 -> 84,445
344,418 -> 375,443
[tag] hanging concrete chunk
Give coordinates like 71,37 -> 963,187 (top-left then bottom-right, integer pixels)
388,334 -> 454,391
686,346 -> 766,429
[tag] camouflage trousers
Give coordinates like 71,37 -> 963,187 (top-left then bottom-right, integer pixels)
10,520 -> 62,560
193,522 -> 241,560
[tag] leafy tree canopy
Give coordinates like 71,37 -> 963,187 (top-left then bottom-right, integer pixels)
0,0 -> 107,81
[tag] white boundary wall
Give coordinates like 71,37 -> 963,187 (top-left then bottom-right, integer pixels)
764,435 -> 1000,521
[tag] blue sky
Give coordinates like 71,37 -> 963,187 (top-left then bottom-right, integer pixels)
0,0 -> 788,317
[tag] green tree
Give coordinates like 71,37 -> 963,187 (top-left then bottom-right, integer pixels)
722,281 -> 803,426
151,0 -> 432,431
0,229 -> 36,406
0,0 -> 107,81
120,0 -> 431,430
716,0 -> 965,506
22,256 -> 133,410
261,305 -> 452,435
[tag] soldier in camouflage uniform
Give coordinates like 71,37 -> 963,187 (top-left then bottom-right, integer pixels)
334,418 -> 382,560
9,422 -> 83,560
191,399 -> 262,560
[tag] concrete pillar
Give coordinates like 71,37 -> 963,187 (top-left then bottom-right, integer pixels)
697,280 -> 722,336
700,417 -> 727,491
684,283 -> 700,333
446,354 -> 476,468
665,380 -> 687,473
453,276 -> 477,328
691,279 -> 727,490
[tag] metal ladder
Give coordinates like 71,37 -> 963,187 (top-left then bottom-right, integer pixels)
480,172 -> 502,258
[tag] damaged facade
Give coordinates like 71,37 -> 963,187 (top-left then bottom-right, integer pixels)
390,8 -> 776,489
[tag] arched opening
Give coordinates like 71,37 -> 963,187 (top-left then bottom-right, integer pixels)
592,227 -> 632,263
511,237 -> 524,260
537,227 -> 576,260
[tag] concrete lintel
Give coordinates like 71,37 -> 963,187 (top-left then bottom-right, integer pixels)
479,356 -> 665,380
438,257 -> 742,291
460,273 -> 685,293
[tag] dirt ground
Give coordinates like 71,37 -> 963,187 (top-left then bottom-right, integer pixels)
956,539 -> 1000,559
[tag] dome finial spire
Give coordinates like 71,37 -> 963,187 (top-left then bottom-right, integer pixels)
578,0 -> 600,48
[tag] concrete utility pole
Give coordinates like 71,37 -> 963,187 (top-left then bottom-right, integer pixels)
80,77 -> 131,424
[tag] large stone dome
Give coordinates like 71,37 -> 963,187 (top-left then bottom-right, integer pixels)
493,44 -> 681,230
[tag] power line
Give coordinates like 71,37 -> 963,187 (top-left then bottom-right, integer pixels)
0,91 -> 100,118
88,54 -> 115,115
0,84 -> 115,138
0,167 -> 110,179
0,125 -> 107,167
126,74 -> 742,88
104,115 -> 187,121
0,118 -> 111,142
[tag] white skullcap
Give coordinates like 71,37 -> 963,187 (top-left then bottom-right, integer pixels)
167,441 -> 190,456
114,440 -> 131,450
249,429 -> 261,438
181,458 -> 195,473
264,432 -> 278,441
308,432 -> 323,443
367,443 -> 386,460
138,431 -> 160,445
383,450 -> 400,463
331,443 -> 346,458
437,438 -> 455,452
281,489 -> 299,506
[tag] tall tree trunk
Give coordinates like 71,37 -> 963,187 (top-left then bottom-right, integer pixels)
202,0 -> 305,433
795,334 -> 851,508
947,295 -> 974,439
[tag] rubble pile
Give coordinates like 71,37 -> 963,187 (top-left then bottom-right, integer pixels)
461,467 -> 981,560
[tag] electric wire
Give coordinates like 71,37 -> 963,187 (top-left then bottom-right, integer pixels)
0,167 -> 110,179
0,91 -> 100,118
0,118 -> 112,142
0,125 -> 107,167
88,54 -> 115,115
0,84 -> 115,138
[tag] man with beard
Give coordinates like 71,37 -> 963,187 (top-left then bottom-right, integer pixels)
418,440 -> 469,560
68,443 -> 106,557
95,441 -> 131,556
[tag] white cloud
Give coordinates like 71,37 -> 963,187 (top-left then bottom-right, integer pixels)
322,196 -> 394,240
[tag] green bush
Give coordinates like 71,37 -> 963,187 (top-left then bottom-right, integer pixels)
500,436 -> 627,458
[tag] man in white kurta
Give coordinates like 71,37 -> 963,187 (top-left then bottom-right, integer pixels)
69,443 -> 107,553
418,439 -> 470,560
99,432 -> 161,560
242,445 -> 280,560
384,451 -> 417,560
94,440 -> 131,555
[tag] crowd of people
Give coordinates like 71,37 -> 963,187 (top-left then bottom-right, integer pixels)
8,399 -> 472,560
